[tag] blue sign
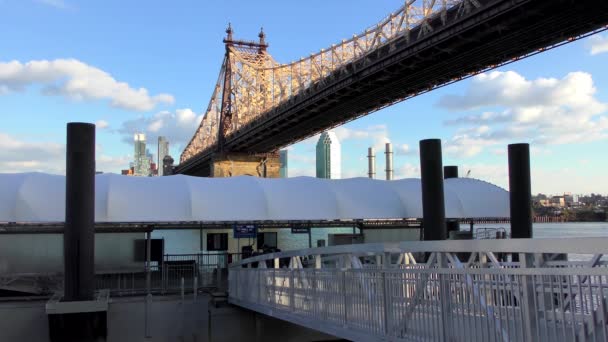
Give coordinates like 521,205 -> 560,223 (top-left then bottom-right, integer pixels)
234,224 -> 257,238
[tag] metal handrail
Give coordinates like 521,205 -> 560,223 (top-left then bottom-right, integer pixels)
231,237 -> 608,267
229,238 -> 608,341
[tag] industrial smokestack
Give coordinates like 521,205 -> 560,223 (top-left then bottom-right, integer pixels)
385,143 -> 393,180
367,147 -> 376,179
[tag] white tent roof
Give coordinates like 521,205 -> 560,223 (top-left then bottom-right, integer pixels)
0,173 -> 510,223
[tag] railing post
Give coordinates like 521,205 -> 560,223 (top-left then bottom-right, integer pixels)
342,270 -> 348,326
520,253 -> 538,342
181,277 -> 185,302
272,267 -> 276,308
290,269 -> 295,312
258,269 -> 262,305
439,253 -> 450,342
382,270 -> 390,337
234,267 -> 238,301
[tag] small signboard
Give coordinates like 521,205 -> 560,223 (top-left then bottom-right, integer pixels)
234,224 -> 257,238
291,225 -> 310,234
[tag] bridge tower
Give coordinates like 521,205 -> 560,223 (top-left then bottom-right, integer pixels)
195,25 -> 281,177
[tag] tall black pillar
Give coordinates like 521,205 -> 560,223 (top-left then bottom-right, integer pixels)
444,166 -> 460,237
508,143 -> 532,239
444,166 -> 458,179
420,139 -> 447,240
64,123 -> 96,301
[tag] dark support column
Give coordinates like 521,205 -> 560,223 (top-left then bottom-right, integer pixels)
443,166 -> 458,179
308,228 -> 312,249
419,139 -> 447,241
444,166 -> 460,238
200,224 -> 204,251
50,123 -> 105,342
508,143 -> 533,239
64,122 -> 96,301
146,230 -> 152,294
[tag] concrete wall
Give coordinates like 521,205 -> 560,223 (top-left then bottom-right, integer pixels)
0,233 -> 144,274
0,294 -> 339,342
211,153 -> 281,178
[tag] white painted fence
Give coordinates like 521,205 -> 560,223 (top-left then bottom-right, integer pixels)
229,238 -> 608,342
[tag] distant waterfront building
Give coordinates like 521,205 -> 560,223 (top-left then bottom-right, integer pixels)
279,150 -> 288,178
158,136 -> 169,176
316,131 -> 341,179
133,133 -> 150,176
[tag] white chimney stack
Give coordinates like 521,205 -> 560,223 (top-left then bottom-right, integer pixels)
367,147 -> 376,179
385,143 -> 393,180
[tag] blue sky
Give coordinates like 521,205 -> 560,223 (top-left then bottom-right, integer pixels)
1,0 -> 607,195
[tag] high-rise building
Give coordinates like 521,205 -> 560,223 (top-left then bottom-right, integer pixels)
133,133 -> 150,176
316,131 -> 341,179
279,150 -> 288,178
158,136 -> 169,176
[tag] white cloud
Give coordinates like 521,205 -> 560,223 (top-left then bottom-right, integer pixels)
95,154 -> 132,173
589,34 -> 608,55
0,133 -> 64,168
459,163 -> 509,189
394,144 -> 414,156
394,163 -> 420,179
0,132 -> 129,174
118,108 -> 203,150
294,125 -> 392,153
334,125 -> 390,151
439,71 -> 608,157
95,120 -> 109,129
0,59 -> 174,111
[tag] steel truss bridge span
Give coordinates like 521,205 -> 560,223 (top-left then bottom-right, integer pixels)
229,237 -> 608,342
177,0 -> 608,175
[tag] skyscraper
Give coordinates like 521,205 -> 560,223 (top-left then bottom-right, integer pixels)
279,150 -> 288,178
316,131 -> 341,179
157,136 -> 169,176
133,133 -> 150,176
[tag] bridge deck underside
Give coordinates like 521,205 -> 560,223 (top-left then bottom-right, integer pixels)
177,0 -> 608,175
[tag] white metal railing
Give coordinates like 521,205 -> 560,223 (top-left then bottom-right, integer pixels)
229,238 -> 608,342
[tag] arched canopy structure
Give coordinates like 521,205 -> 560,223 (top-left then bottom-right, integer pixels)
0,173 -> 509,223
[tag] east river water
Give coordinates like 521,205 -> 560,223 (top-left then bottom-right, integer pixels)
462,222 -> 608,238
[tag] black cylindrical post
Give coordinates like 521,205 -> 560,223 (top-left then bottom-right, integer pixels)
508,143 -> 532,239
419,139 -> 447,240
162,155 -> 174,176
444,166 -> 458,179
64,123 -> 96,301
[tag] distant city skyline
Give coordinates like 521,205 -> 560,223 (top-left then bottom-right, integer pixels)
0,1 -> 606,194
